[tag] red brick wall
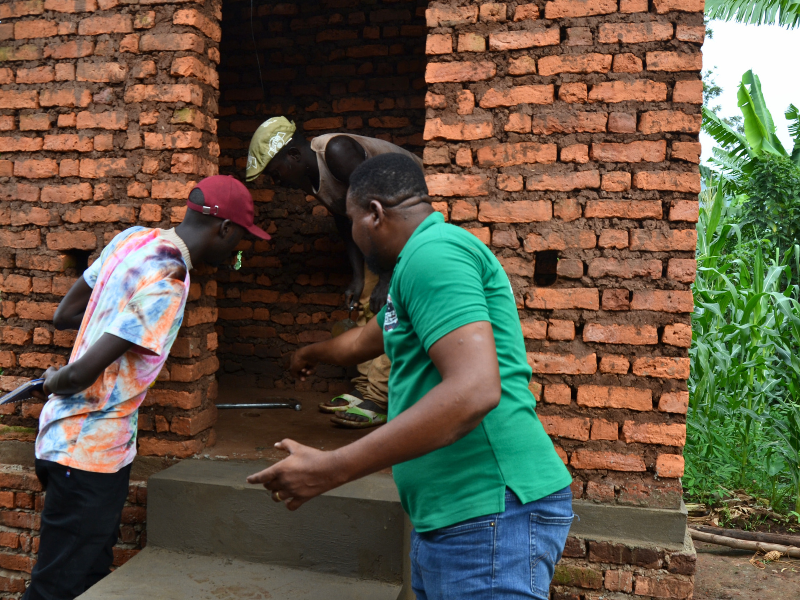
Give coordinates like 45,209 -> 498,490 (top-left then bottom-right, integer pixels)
213,0 -> 428,390
0,0 -> 701,596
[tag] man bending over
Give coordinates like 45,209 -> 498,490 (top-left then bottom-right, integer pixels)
24,176 -> 269,600
246,117 -> 424,428
247,155 -> 573,599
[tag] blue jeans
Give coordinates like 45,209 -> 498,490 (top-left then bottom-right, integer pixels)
410,486 -> 574,600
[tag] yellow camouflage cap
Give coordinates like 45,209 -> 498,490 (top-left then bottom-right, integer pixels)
245,117 -> 297,182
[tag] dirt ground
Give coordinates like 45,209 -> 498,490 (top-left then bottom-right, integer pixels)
694,541 -> 800,599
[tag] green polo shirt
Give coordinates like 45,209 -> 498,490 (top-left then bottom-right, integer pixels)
377,212 -> 572,532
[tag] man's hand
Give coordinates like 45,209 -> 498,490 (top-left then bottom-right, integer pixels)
30,367 -> 58,400
289,348 -> 318,381
246,440 -> 344,510
343,277 -> 365,311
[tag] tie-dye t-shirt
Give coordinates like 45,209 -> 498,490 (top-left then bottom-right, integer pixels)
35,227 -> 190,473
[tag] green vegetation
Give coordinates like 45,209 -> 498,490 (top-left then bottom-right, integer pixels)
686,71 -> 800,515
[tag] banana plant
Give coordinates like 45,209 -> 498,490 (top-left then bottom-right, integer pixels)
706,0 -> 800,28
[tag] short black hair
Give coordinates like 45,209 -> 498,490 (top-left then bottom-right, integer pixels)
348,153 -> 428,210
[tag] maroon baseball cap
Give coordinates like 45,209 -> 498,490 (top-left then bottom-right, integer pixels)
186,175 -> 270,240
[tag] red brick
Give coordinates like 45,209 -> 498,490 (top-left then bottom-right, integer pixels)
497,174 -> 524,191
602,172 -> 631,192
426,33 -> 453,54
659,391 -> 689,414
545,0 -> 617,18
124,84 -> 203,106
2,275 -> 32,294
673,80 -> 703,103
14,159 -> 58,178
672,142 -> 701,163
608,112 -> 637,133
669,200 -> 699,222
173,8 -> 222,42
45,0 -> 98,11
586,480 -> 615,502
539,54 -> 612,76
480,3 -> 507,21
605,570 -> 633,593
426,174 -> 489,197
613,53 -> 643,73
424,92 -> 446,109
46,231 -> 95,251
523,230 -> 596,252
138,437 -> 203,458
457,33 -> 485,52
654,0 -> 705,12
171,405 -> 217,436
676,24 -> 705,43
170,356 -> 219,383
144,131 -> 203,150
656,454 -> 685,478
143,389 -> 202,410
589,80 -> 668,103
16,65 -> 54,83
500,256 -> 533,276
583,323 -> 658,345
540,415 -> 590,441
152,180 -> 196,200
585,201 -> 662,220
170,56 -> 219,88
543,384 -> 571,405
40,88 -> 92,108
426,6 -> 478,27
41,184 -> 93,205
17,301 -> 58,320
546,319 -> 573,340
455,147 -> 472,166
514,4 -> 540,20
0,183 -> 40,202
19,112 -> 52,131
667,258 -> 696,283
479,201 -> 551,223
526,170 -> 600,191
528,352 -> 597,374
79,158 -> 136,178
304,117 -> 343,131
0,44 -> 41,61
0,551 -> 35,573
623,421 -> 686,446
559,83 -> 588,103
571,450 -> 646,471
591,141 -> 666,163
639,111 -> 701,134
509,56 -> 537,75
80,206 -> 136,223
631,290 -> 694,313
526,288 -> 599,310
629,229 -> 697,251
480,85 -> 554,107
561,144 -> 589,163
476,142 -> 556,166
0,137 -> 44,151
0,90 -> 38,109
521,319 -> 547,340
532,111 -> 607,134
425,61 -> 496,83
488,27 -> 560,50
19,352 -> 66,369
621,0 -> 650,10
76,62 -> 128,83
504,114 -> 532,134
577,385 -> 652,410
647,51 -> 702,71
0,0 -> 45,19
588,258 -> 661,279
632,357 -> 691,379
591,419 -> 619,440
43,134 -> 93,152
15,19 -> 57,38
598,22 -> 674,44
557,259 -> 584,278
78,14 -> 133,35
634,575 -> 693,599
44,39 -> 94,59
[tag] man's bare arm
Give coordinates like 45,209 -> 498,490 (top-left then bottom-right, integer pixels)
290,316 -> 385,380
250,321 -> 502,509
52,277 -> 93,331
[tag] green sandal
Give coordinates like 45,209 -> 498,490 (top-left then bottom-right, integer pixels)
318,393 -> 361,414
330,405 -> 388,429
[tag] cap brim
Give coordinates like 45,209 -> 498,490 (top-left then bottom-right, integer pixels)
246,223 -> 271,240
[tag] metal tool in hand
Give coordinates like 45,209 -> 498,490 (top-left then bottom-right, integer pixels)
0,378 -> 45,405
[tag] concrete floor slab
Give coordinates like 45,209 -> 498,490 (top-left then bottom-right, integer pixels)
78,547 -> 403,600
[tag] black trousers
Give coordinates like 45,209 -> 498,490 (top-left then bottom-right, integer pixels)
23,459 -> 132,600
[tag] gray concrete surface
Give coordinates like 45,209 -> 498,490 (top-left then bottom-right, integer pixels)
572,499 -> 688,549
77,547 -> 403,600
147,459 -> 406,582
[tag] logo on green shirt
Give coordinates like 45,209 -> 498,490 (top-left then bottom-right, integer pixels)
384,295 -> 398,332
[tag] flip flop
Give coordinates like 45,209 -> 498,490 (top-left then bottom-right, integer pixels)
318,393 -> 361,414
330,405 -> 388,429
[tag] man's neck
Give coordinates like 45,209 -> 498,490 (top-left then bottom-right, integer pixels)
388,207 -> 435,260
173,223 -> 204,266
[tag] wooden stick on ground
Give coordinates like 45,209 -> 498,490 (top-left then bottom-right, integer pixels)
690,528 -> 800,558
693,525 -> 800,547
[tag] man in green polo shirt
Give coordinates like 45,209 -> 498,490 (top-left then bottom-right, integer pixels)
247,154 -> 573,598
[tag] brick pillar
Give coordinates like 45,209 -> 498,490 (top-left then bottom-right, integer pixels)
424,1 -> 700,598
0,0 -> 223,457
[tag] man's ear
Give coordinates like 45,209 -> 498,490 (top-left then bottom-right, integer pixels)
369,199 -> 385,225
287,147 -> 301,161
219,219 -> 234,238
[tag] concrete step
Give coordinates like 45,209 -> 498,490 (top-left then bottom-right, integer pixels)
78,547 -> 403,600
145,459 -> 408,582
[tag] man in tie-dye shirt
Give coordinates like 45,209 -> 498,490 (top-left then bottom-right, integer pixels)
25,175 -> 269,600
